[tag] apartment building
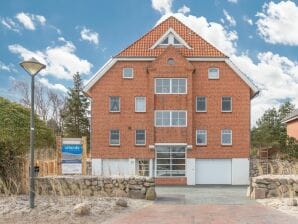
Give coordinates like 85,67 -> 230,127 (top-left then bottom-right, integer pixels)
84,16 -> 259,185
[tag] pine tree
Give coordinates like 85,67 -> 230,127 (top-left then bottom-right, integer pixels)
62,72 -> 90,138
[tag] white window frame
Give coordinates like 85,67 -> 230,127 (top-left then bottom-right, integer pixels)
196,129 -> 207,146
122,67 -> 134,79
135,96 -> 146,112
109,129 -> 120,146
221,129 -> 232,146
221,96 -> 232,112
196,96 -> 207,112
135,129 -> 146,146
155,78 -> 187,94
109,96 -> 120,112
154,110 -> 187,127
208,68 -> 219,79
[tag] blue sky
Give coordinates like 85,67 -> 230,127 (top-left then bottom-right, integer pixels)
1,0 -> 298,125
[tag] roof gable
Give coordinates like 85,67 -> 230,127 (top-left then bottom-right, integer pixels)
117,16 -> 226,58
148,45 -> 194,73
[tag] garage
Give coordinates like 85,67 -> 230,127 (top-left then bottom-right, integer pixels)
195,159 -> 232,184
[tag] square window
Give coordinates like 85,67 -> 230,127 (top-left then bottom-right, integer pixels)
110,129 -> 120,145
208,68 -> 219,79
222,96 -> 232,112
196,96 -> 206,112
135,129 -> 146,145
109,96 -> 120,112
172,78 -> 186,93
221,129 -> 232,145
135,97 -> 146,112
123,68 -> 133,79
196,130 -> 207,145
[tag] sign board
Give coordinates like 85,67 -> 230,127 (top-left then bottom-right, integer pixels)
61,139 -> 82,174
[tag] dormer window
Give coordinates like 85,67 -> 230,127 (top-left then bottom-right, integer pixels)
150,28 -> 192,49
159,33 -> 183,46
161,37 -> 169,45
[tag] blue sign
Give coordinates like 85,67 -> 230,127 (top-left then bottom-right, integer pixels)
62,143 -> 82,174
62,144 -> 82,154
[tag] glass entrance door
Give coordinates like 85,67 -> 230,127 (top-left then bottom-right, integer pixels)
155,145 -> 186,177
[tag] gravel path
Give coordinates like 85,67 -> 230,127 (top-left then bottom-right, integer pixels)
0,195 -> 152,224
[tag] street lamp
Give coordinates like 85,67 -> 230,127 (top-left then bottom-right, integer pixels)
20,57 -> 46,208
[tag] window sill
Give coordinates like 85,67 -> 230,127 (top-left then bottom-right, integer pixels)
196,144 -> 207,147
221,111 -> 232,113
135,144 -> 146,147
109,144 -> 120,147
221,144 -> 232,147
196,111 -> 207,113
135,111 -> 146,113
109,111 -> 120,113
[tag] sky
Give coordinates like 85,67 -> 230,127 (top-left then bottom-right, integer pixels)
0,0 -> 298,126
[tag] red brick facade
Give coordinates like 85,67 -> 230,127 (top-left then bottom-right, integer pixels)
89,47 -> 251,159
287,120 -> 298,140
85,16 -> 256,185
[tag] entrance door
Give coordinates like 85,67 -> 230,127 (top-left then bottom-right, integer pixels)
155,145 -> 186,177
195,159 -> 232,184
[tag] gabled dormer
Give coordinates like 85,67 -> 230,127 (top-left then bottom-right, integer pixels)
150,28 -> 192,49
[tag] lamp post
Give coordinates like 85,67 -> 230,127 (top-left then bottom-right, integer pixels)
20,57 -> 46,208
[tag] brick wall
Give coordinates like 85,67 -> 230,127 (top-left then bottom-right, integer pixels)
155,177 -> 187,185
89,47 -> 251,159
287,120 -> 298,140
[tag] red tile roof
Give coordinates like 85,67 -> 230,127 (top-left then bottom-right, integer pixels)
116,16 -> 226,58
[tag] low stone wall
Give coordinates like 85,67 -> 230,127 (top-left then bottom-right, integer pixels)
250,159 -> 298,177
35,176 -> 156,200
250,175 -> 298,199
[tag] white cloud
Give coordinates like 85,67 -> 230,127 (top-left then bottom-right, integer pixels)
0,61 -> 17,73
178,5 -> 190,14
152,0 -> 173,14
80,27 -> 99,45
15,12 -> 46,30
227,0 -> 238,3
256,1 -> 298,45
231,52 -> 298,125
243,16 -> 253,25
0,17 -> 20,32
223,9 -> 236,26
157,14 -> 238,55
38,78 -> 68,93
8,39 -> 92,80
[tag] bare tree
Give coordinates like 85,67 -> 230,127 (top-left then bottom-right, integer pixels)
10,79 -> 65,127
48,90 -> 65,133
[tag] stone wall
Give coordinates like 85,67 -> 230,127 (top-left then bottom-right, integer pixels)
250,175 -> 298,199
250,159 -> 298,177
35,176 -> 156,200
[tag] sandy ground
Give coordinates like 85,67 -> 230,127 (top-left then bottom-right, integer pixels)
0,195 -> 152,224
257,198 -> 298,218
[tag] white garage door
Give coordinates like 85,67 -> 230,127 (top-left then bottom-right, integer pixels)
102,159 -> 129,176
196,159 -> 232,184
